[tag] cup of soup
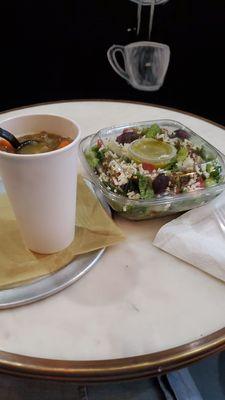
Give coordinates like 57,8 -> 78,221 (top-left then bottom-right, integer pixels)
0,114 -> 81,254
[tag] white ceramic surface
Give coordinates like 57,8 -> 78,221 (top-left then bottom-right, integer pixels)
0,114 -> 80,253
0,101 -> 225,361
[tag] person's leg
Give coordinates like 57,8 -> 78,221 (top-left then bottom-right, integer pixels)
86,378 -> 165,400
161,368 -> 203,400
2,357 -> 223,400
0,374 -> 88,400
189,352 -> 225,400
0,374 -> 164,400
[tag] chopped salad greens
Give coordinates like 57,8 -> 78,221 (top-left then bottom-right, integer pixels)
85,124 -> 224,201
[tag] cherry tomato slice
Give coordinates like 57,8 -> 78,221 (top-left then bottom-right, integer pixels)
142,162 -> 155,172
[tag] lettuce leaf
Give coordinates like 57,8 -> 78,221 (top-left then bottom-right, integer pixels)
138,175 -> 154,199
142,124 -> 161,138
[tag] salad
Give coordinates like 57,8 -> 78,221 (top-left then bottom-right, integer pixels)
85,123 -> 224,202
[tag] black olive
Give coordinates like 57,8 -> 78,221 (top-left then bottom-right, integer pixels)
0,128 -> 21,149
174,129 -> 190,140
152,174 -> 169,195
116,128 -> 139,145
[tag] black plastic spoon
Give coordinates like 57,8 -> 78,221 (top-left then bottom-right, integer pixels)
0,128 -> 38,151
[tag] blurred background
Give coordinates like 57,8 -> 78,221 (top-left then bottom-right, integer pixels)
1,0 -> 224,124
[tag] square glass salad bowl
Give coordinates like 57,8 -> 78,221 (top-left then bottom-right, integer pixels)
79,120 -> 225,220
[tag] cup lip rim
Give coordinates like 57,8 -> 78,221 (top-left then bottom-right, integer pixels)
125,41 -> 170,51
0,113 -> 81,159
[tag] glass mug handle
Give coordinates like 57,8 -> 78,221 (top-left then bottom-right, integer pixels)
107,45 -> 129,81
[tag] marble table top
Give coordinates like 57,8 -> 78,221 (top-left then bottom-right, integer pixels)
0,100 -> 225,365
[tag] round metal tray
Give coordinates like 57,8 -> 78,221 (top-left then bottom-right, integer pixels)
0,178 -> 110,309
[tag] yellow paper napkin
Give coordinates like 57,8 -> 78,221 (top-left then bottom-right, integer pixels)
0,176 -> 125,289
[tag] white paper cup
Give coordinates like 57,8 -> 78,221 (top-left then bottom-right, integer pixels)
0,114 -> 81,254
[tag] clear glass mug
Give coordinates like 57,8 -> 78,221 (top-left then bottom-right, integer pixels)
107,41 -> 170,91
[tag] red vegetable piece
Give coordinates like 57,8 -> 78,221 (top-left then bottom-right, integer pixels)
57,139 -> 70,149
0,138 -> 15,153
196,177 -> 205,189
97,139 -> 103,148
142,162 -> 155,172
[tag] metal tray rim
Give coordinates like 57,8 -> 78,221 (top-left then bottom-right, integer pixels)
0,178 -> 110,309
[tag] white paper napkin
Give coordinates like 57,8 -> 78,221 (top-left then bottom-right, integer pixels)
153,191 -> 225,282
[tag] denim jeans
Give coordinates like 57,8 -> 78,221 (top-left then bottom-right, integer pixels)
0,368 -> 203,400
